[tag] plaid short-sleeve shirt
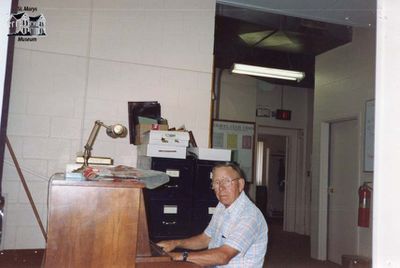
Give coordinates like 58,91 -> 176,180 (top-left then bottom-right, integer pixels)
204,191 -> 268,268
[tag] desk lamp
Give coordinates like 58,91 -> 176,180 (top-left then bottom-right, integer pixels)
73,120 -> 127,172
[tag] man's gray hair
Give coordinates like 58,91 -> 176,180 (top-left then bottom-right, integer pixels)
212,162 -> 246,181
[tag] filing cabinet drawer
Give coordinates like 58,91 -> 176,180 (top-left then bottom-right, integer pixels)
147,200 -> 192,240
193,160 -> 221,201
149,157 -> 195,199
192,200 -> 218,221
191,200 -> 218,235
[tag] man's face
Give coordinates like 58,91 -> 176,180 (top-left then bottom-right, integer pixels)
212,166 -> 245,207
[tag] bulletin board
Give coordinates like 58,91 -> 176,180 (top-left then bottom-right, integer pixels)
364,99 -> 375,172
212,119 -> 255,182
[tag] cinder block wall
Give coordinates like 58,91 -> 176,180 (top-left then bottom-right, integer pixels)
2,0 -> 216,249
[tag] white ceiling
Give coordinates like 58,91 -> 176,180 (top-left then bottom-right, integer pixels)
217,0 -> 376,27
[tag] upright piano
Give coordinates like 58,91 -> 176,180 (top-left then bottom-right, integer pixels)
44,176 -> 200,267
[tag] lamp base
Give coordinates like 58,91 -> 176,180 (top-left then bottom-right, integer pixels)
71,164 -> 87,174
75,156 -> 113,165
65,163 -> 86,179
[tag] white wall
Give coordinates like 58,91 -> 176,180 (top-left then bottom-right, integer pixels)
219,72 -> 311,134
255,82 -> 312,130
219,72 -> 312,130
2,0 -> 216,249
218,71 -> 258,122
311,27 -> 375,260
374,1 -> 400,266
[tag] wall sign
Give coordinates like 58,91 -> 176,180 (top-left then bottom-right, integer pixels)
256,107 -> 272,117
212,119 -> 255,182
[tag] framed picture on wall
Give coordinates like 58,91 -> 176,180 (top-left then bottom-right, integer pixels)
212,119 -> 255,182
364,99 -> 375,172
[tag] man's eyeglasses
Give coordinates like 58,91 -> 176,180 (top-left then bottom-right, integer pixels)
211,177 -> 240,190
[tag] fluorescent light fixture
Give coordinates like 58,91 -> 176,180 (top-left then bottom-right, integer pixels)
232,63 -> 305,82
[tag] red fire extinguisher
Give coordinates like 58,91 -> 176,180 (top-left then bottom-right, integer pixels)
358,183 -> 372,227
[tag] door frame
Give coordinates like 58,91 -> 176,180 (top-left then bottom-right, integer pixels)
257,125 -> 307,234
319,116 -> 361,259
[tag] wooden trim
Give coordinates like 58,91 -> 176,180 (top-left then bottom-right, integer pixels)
0,0 -> 18,194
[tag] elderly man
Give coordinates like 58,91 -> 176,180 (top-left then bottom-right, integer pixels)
157,162 -> 268,267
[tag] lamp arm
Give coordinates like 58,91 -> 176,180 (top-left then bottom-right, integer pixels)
73,120 -> 127,173
82,120 -> 106,166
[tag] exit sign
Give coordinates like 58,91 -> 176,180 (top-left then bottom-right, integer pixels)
276,109 -> 291,120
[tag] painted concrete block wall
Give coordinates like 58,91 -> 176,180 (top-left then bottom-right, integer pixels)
311,27 -> 375,259
2,0 -> 216,249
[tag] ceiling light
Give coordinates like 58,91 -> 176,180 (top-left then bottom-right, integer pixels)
231,63 -> 305,82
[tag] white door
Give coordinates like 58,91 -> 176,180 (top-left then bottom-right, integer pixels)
327,119 -> 359,264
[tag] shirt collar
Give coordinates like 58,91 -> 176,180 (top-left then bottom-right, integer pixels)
224,191 -> 246,215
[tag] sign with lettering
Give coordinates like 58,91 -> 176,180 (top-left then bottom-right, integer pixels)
8,5 -> 47,42
212,120 -> 255,182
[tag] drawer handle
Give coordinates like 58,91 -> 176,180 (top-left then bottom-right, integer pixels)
162,221 -> 176,225
158,149 -> 177,153
165,185 -> 179,188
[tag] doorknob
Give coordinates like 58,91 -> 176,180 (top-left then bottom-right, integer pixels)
328,187 -> 334,194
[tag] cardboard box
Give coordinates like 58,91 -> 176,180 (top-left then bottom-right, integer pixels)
137,144 -> 187,159
187,147 -> 231,161
143,130 -> 189,147
135,124 -> 168,145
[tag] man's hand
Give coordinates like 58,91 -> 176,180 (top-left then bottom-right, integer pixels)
167,252 -> 182,261
156,240 -> 179,252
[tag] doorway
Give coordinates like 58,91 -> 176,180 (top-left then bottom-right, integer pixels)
257,126 -> 308,234
259,134 -> 286,221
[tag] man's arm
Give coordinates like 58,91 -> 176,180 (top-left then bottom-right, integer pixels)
157,232 -> 211,252
169,244 -> 239,266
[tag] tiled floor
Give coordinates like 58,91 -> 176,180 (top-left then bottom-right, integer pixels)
0,219 -> 341,268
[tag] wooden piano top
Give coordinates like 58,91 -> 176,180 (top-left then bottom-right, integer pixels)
45,177 -> 199,268
51,175 -> 146,188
